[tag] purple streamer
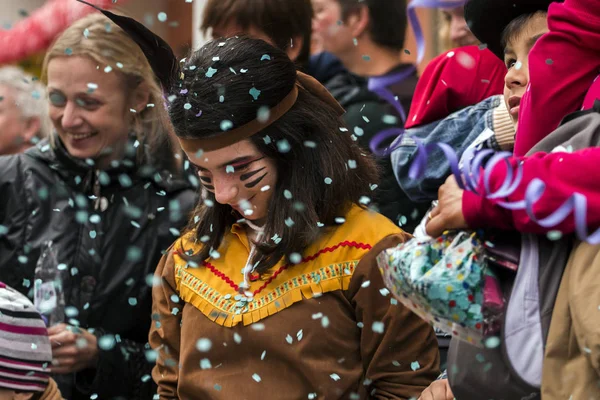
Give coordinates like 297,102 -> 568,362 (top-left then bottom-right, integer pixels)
413,144 -> 600,244
408,140 -> 464,189
368,67 -> 416,156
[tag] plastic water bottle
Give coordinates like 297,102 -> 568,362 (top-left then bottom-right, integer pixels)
33,241 -> 65,326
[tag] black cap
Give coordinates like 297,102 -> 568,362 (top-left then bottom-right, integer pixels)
76,0 -> 178,91
464,0 -> 560,59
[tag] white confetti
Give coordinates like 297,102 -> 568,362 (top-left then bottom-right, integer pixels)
196,338 -> 212,352
251,323 -> 265,331
233,333 -> 242,344
372,321 -> 384,333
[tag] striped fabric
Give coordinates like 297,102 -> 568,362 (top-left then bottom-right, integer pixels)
0,282 -> 51,392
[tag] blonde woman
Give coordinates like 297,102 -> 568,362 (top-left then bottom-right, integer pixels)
0,13 -> 195,400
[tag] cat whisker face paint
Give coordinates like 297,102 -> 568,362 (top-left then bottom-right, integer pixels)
187,140 -> 278,221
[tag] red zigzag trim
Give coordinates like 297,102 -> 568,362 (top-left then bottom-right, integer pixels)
179,241 -> 372,296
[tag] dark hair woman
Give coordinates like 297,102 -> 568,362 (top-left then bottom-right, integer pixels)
148,36 -> 440,399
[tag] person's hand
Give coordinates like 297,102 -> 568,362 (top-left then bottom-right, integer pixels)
48,323 -> 99,374
418,379 -> 455,400
426,175 -> 468,237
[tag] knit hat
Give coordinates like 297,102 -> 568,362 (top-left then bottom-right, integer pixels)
464,0 -> 560,60
0,282 -> 52,392
405,45 -> 506,129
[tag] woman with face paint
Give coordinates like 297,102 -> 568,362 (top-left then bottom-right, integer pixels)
148,36 -> 441,399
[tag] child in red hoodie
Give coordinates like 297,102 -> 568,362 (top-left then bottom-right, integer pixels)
427,0 -> 600,239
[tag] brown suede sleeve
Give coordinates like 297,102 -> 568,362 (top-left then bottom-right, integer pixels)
347,233 -> 441,399
149,249 -> 182,399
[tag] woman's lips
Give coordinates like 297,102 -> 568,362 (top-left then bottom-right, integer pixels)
233,195 -> 256,214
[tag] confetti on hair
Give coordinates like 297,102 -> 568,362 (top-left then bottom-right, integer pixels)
260,54 -> 271,61
220,120 -> 233,131
276,139 -> 291,153
359,196 -> 371,205
205,67 -> 218,78
249,87 -> 261,100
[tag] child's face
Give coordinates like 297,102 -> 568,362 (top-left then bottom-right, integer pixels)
503,13 -> 549,131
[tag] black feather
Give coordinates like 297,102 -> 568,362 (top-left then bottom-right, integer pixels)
76,0 -> 178,91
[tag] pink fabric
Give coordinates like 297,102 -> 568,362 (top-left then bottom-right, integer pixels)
0,0 -> 126,65
463,148 -> 600,234
483,275 -> 504,311
0,321 -> 48,335
514,0 -> 600,156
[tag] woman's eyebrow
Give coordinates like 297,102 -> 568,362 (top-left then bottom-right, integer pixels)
192,156 -> 261,172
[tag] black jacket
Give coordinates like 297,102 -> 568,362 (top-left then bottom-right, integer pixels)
0,138 -> 196,399
322,64 -> 430,232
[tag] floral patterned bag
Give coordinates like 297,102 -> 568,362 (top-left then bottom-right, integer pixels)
377,231 -> 504,346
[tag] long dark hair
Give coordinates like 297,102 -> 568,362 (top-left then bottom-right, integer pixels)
169,36 -> 378,273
